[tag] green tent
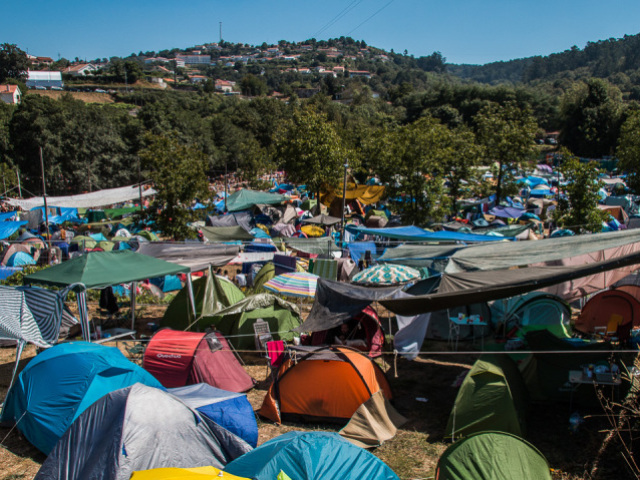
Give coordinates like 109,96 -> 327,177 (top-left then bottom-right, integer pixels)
70,235 -> 97,249
200,226 -> 253,242
252,262 -> 275,293
185,293 -> 300,350
163,268 -> 245,329
445,355 -> 528,440
436,431 -> 552,480
226,189 -> 287,212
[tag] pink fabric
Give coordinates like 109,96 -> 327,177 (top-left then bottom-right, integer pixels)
266,340 -> 285,368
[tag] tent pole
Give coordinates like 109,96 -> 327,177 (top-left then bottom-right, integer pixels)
131,281 -> 137,331
186,274 -> 197,329
3,340 -> 26,408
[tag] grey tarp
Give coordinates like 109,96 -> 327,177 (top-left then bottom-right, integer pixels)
445,228 -> 640,273
200,226 -> 253,242
285,237 -> 338,256
297,279 -> 403,332
303,214 -> 342,226
380,249 -> 640,316
206,211 -> 252,232
136,242 -> 240,272
339,391 -> 407,449
378,244 -> 465,272
35,383 -> 252,480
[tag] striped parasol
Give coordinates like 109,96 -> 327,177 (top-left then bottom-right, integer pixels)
352,264 -> 421,286
263,272 -> 319,298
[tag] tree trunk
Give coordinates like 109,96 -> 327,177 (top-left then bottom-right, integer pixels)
495,161 -> 504,205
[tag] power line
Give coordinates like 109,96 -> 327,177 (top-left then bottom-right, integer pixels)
312,0 -> 366,39
348,0 -> 396,35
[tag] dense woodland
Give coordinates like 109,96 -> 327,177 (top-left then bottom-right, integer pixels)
2,34 -> 640,229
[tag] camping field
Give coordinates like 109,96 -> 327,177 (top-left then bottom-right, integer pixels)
0,304 -> 634,480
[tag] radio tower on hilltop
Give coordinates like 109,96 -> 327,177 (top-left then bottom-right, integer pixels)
219,22 -> 223,43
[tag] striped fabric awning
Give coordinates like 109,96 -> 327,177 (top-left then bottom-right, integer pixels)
264,272 -> 319,298
0,286 -> 76,347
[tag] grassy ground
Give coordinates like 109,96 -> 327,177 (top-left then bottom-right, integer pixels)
0,304 -> 634,480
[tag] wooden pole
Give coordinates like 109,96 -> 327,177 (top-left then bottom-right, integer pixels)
16,169 -> 22,198
39,147 -> 52,251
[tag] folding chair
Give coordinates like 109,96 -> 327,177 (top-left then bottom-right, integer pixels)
253,318 -> 273,353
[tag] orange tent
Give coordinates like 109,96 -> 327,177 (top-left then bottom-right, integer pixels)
574,289 -> 640,334
259,345 -> 392,424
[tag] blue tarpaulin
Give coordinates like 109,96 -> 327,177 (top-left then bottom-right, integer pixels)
0,211 -> 18,221
0,220 -> 28,240
346,225 -> 511,243
348,242 -> 377,262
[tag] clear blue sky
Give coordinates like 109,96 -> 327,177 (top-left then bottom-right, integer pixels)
4,0 -> 640,65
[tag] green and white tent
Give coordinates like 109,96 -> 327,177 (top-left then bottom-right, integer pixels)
436,431 -> 552,480
163,268 -> 245,330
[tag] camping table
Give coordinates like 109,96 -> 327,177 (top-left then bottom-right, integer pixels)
568,369 -> 621,411
448,316 -> 488,351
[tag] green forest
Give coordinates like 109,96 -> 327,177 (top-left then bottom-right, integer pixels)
2,33 -> 640,226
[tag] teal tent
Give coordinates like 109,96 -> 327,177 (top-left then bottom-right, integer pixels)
225,431 -> 399,480
436,431 -> 552,480
226,189 -> 287,212
490,292 -> 571,338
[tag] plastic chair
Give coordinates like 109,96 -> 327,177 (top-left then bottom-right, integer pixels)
253,318 -> 273,352
612,321 -> 633,347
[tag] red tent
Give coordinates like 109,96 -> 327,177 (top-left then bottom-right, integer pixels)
575,289 -> 640,334
143,329 -> 255,392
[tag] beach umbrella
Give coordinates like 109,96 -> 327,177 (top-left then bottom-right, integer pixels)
352,264 -> 421,286
264,272 -> 319,298
302,214 -> 341,226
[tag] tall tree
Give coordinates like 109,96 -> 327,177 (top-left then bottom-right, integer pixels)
274,107 -> 354,200
441,127 -> 483,214
475,101 -> 538,204
553,151 -> 609,233
616,107 -> 640,192
559,78 -> 623,157
373,116 -> 451,224
139,134 -> 211,240
0,44 -> 29,82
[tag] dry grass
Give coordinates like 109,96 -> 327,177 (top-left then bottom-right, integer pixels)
27,91 -> 114,104
0,305 -> 630,479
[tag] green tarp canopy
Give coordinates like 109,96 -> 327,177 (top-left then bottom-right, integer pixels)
200,226 -> 253,242
104,206 -> 139,220
24,250 -> 190,289
436,431 -> 552,480
445,355 -> 528,440
163,268 -> 245,329
226,189 -> 287,212
171,293 -> 301,350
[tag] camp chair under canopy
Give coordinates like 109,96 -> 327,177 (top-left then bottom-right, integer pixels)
24,250 -> 194,342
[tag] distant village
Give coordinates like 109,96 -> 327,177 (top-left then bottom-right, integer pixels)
1,40 -> 388,103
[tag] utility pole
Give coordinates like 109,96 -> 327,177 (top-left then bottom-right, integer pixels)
340,160 -> 349,247
39,147 -> 52,252
224,161 -> 228,213
138,157 -> 143,213
16,169 -> 22,198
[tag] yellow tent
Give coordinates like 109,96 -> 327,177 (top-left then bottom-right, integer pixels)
320,183 -> 385,208
130,466 -> 250,480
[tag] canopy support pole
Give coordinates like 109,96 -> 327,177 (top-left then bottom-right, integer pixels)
2,340 -> 26,414
131,281 -> 137,331
186,274 -> 197,329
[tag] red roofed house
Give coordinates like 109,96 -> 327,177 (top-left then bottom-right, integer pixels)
0,85 -> 21,105
64,63 -> 98,76
215,79 -> 235,93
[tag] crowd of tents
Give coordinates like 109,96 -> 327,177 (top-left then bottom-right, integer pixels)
1,168 -> 640,478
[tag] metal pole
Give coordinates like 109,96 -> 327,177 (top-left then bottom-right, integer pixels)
138,158 -> 143,212
340,160 -> 348,247
16,168 -> 21,198
39,147 -> 52,251
224,161 -> 228,212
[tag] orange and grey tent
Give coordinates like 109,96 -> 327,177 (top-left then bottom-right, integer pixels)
574,289 -> 640,334
143,328 -> 255,392
259,345 -> 392,424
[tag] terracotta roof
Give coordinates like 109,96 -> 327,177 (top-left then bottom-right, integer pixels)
0,85 -> 19,94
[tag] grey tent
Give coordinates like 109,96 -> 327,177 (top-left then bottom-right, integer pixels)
135,242 -> 240,272
35,383 -> 252,480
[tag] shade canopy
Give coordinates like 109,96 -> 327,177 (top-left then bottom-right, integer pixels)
136,242 -> 240,272
302,214 -> 342,226
24,250 -> 190,289
226,189 -> 287,212
352,264 -> 421,286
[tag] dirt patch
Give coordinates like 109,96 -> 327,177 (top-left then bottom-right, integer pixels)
28,91 -> 114,104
